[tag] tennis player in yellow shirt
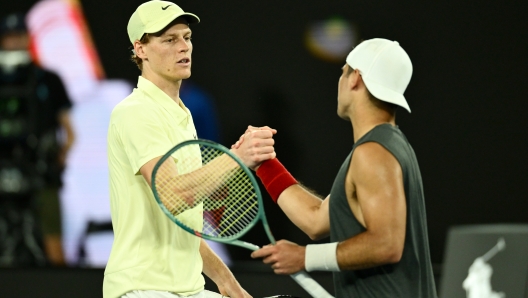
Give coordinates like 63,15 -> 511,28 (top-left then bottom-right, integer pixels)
104,1 -> 276,297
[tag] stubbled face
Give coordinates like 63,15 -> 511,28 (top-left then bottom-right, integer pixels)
140,20 -> 193,82
0,31 -> 29,51
337,64 -> 352,120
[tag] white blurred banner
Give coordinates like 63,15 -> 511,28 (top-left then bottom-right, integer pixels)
27,0 -> 131,267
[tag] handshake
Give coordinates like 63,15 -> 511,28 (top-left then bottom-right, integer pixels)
230,125 -> 278,171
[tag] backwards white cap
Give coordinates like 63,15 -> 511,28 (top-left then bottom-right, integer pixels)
346,38 -> 413,113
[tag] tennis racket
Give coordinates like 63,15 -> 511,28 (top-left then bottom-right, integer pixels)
151,139 -> 333,298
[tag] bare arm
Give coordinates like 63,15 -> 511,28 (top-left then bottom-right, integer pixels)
139,129 -> 276,214
336,142 -> 406,270
140,128 -> 277,186
233,126 -> 329,239
251,142 -> 407,274
57,109 -> 75,166
200,240 -> 251,298
140,156 -> 165,187
140,153 -> 243,214
276,187 -> 330,240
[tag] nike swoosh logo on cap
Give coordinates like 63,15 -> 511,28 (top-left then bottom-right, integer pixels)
162,5 -> 172,10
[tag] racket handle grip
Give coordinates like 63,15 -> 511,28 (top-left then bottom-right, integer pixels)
290,270 -> 334,298
232,240 -> 260,251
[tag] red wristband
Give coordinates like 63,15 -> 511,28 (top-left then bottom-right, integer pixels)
256,158 -> 297,203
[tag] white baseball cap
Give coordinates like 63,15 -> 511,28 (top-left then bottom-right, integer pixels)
346,38 -> 413,113
127,1 -> 200,44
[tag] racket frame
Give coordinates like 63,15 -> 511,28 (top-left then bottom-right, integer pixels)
151,139 -> 275,249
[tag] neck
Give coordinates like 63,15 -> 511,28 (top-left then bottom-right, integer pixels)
141,70 -> 182,103
350,103 -> 396,142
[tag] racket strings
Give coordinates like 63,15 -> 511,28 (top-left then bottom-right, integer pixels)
155,144 -> 259,238
209,178 -> 258,237
200,146 -> 259,237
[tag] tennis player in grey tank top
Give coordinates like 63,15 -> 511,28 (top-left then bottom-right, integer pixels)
329,124 -> 436,297
249,38 -> 437,297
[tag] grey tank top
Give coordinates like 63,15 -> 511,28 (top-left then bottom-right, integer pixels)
329,124 -> 437,298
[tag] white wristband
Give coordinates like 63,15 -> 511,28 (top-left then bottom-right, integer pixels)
305,242 -> 340,272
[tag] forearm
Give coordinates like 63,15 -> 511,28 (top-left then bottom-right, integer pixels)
157,154 -> 239,214
256,158 -> 330,239
173,154 -> 238,194
277,185 -> 330,240
303,230 -> 403,273
199,240 -> 237,287
336,231 -> 403,270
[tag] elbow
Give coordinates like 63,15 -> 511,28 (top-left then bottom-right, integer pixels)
307,232 -> 321,241
305,227 -> 330,241
382,243 -> 403,264
303,209 -> 330,241
385,250 -> 403,264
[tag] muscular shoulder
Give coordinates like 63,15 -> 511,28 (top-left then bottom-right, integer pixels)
352,142 -> 395,163
350,142 -> 401,183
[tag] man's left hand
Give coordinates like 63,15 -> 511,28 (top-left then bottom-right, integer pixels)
251,240 -> 306,275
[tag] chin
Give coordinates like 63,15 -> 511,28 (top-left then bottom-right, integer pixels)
337,110 -> 351,121
170,72 -> 191,81
180,71 -> 192,80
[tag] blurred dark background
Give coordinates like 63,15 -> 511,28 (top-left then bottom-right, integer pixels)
2,0 -> 527,295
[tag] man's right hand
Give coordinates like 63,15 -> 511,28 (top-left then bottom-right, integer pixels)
231,126 -> 277,170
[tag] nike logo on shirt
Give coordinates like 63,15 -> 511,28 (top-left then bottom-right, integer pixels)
162,5 -> 171,10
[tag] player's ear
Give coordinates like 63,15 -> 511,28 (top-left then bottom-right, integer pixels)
134,40 -> 147,60
348,68 -> 361,91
